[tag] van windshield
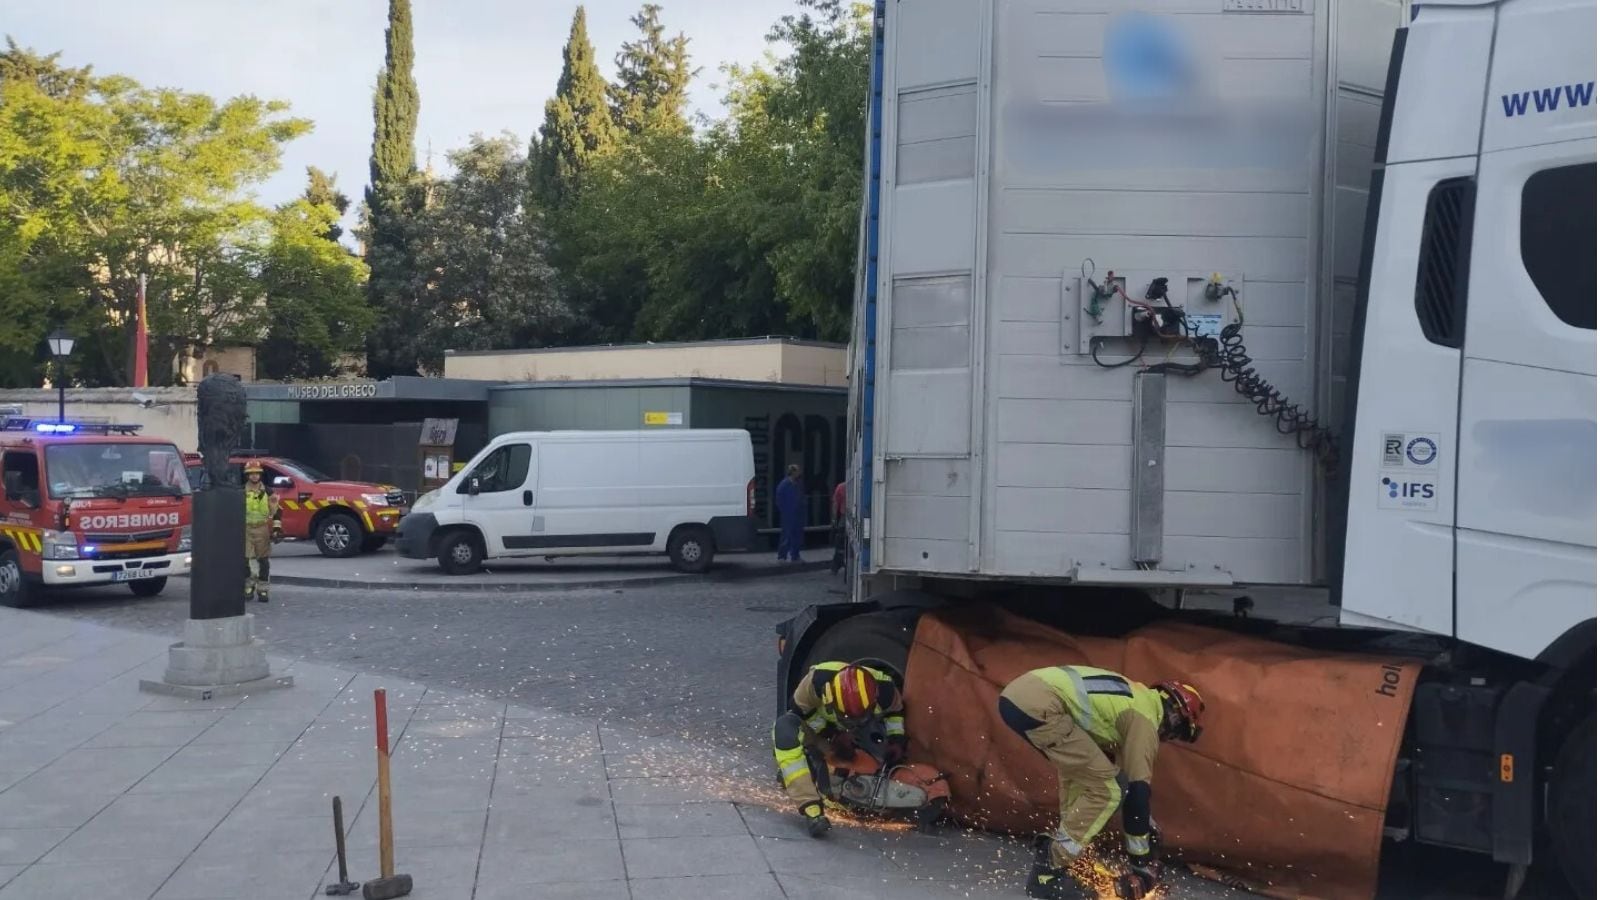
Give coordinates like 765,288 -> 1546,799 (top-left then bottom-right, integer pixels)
45,443 -> 192,499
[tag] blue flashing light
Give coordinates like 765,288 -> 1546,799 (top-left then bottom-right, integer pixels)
35,422 -> 77,433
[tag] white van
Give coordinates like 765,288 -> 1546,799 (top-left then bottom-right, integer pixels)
396,429 -> 758,575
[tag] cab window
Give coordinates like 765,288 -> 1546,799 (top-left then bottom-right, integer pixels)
1,451 -> 41,508
463,444 -> 531,494
1521,162 -> 1596,330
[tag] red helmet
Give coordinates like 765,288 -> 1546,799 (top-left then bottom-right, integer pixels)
1155,681 -> 1205,743
824,664 -> 880,727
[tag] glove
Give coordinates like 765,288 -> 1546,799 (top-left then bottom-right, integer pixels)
1115,860 -> 1161,900
800,801 -> 830,838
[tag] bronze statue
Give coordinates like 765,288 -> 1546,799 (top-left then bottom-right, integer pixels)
197,374 -> 247,490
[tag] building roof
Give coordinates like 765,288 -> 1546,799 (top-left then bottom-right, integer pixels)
443,336 -> 846,357
486,377 -> 845,396
245,376 -> 501,403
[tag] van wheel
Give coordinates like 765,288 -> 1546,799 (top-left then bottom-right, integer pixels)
0,549 -> 37,608
315,513 -> 363,558
668,526 -> 715,574
128,577 -> 168,598
437,530 -> 484,575
1549,712 -> 1596,898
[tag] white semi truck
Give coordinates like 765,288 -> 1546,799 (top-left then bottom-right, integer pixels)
776,0 -> 1595,894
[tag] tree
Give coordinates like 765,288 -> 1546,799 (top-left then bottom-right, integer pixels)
714,0 -> 869,339
303,166 -> 350,242
531,6 -> 619,209
610,4 -> 694,137
0,40 -> 309,387
364,0 -> 424,377
255,171 -> 371,381
412,135 -> 569,372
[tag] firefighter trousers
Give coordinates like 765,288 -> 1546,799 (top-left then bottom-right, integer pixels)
244,524 -> 272,598
999,672 -> 1123,868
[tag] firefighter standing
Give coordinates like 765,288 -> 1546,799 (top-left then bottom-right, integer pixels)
997,666 -> 1205,900
773,661 -> 907,837
243,461 -> 280,602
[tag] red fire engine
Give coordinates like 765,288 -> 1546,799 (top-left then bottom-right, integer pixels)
1,416 -> 193,607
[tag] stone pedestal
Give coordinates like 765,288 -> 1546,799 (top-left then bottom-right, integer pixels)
138,614 -> 292,699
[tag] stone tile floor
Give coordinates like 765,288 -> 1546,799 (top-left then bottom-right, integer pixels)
0,608 -> 1039,900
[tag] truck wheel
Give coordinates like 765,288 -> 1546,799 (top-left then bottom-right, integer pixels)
803,610 -> 920,682
437,530 -> 484,575
314,512 -> 362,558
128,577 -> 168,598
1549,712 -> 1596,898
667,526 -> 715,574
0,549 -> 37,608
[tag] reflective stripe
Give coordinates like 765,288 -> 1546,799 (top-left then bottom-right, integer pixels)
1051,830 -> 1084,859
361,512 -> 375,530
1082,777 -> 1123,844
779,759 -> 810,785
804,712 -> 828,733
884,716 -> 906,737
1125,833 -> 1151,857
281,500 -> 298,511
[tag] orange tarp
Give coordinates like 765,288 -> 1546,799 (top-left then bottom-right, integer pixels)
903,606 -> 1421,900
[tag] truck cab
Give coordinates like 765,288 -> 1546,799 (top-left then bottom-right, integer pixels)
0,417 -> 193,606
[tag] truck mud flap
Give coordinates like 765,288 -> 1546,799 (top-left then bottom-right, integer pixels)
904,605 -> 1421,900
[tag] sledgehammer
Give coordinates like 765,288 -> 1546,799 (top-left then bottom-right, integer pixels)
362,689 -> 412,900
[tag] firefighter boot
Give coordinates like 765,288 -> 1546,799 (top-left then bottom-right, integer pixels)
257,558 -> 270,603
1025,865 -> 1093,900
800,802 -> 830,838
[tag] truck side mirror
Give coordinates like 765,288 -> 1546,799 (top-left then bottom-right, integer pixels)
468,477 -> 481,496
271,476 -> 293,489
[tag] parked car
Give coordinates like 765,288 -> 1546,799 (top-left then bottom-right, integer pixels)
184,452 -> 407,557
397,429 -> 758,574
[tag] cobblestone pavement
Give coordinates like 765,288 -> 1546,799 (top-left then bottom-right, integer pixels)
31,574 -> 837,775
27,576 -> 1556,900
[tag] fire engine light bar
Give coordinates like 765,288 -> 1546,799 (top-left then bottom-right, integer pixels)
35,423 -> 77,433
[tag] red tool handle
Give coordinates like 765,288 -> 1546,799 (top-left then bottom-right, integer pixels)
374,688 -> 389,753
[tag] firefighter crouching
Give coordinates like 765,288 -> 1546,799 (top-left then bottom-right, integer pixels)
243,461 -> 281,602
998,666 -> 1205,900
773,661 -> 907,836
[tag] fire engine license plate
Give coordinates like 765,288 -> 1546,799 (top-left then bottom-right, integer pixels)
112,569 -> 157,582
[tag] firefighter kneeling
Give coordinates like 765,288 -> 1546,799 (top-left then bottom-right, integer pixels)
773,661 -> 951,836
243,461 -> 281,603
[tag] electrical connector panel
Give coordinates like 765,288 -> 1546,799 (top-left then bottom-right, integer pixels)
1069,270 -> 1243,355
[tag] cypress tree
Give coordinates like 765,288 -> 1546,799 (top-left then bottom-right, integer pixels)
364,0 -> 422,377
368,0 -> 419,198
610,3 -> 693,136
304,167 -> 350,243
532,6 -> 619,208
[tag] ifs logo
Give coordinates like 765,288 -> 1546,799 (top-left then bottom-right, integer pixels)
1379,476 -> 1438,511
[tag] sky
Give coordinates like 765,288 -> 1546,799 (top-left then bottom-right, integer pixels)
6,0 -> 797,211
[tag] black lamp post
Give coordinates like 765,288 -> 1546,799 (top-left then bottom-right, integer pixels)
46,329 -> 75,423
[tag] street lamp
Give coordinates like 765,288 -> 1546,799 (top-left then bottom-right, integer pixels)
46,328 -> 75,423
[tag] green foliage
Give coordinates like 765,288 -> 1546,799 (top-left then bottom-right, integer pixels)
364,0 -> 424,377
610,4 -> 695,137
368,0 -> 418,194
552,0 -> 867,344
411,135 -> 570,372
0,39 -> 310,387
255,171 -> 371,381
532,6 -> 619,209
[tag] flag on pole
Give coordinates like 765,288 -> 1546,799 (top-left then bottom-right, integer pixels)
133,274 -> 148,388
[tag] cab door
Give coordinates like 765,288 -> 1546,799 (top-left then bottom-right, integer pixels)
1451,1 -> 1596,659
261,462 -> 312,537
458,441 -> 534,556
